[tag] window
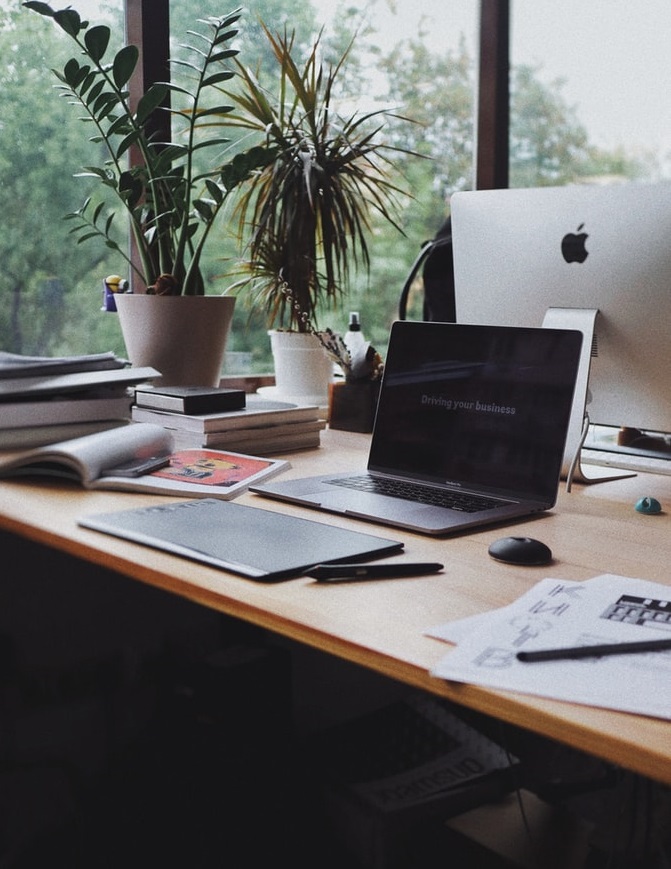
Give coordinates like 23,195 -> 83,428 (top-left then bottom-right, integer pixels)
1,0 -> 126,358
15,2 -> 624,366
510,1 -> 671,185
3,0 -> 484,363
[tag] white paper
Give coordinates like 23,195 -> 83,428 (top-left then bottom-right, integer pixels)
429,574 -> 671,719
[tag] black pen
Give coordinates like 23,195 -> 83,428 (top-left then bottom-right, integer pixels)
517,637 -> 671,663
307,562 -> 444,582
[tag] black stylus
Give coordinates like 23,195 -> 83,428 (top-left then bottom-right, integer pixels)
307,562 -> 444,582
517,637 -> 671,663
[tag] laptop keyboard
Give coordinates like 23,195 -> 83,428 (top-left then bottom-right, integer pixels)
327,475 -> 511,513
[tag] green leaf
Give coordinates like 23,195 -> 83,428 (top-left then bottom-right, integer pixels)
157,144 -> 189,161
80,70 -> 98,98
86,79 -> 105,105
92,91 -> 118,120
84,25 -> 110,63
204,179 -> 224,204
62,58 -> 81,88
216,11 -> 243,30
53,8 -> 82,37
76,167 -> 108,181
75,232 -> 101,244
115,130 -> 142,159
212,29 -> 238,45
193,199 -> 214,221
107,115 -> 133,137
193,105 -> 235,120
23,2 -> 56,18
191,138 -> 231,153
164,83 -> 196,99
135,84 -> 168,125
202,71 -> 235,87
209,48 -> 237,61
112,45 -> 139,89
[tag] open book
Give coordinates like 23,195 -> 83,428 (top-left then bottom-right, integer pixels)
0,422 -> 289,499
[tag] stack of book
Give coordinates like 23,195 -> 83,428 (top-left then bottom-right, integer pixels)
0,351 -> 158,449
131,387 -> 326,454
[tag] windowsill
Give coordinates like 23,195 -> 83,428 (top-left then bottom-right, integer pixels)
219,373 -> 276,393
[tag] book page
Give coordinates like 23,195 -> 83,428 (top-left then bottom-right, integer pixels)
98,449 -> 290,499
0,423 -> 173,486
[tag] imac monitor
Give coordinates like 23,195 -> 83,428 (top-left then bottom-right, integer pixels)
450,182 -> 671,459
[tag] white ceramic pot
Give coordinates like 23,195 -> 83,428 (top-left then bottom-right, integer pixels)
265,329 -> 334,406
115,294 -> 236,387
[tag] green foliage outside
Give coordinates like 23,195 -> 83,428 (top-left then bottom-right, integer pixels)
0,0 -> 652,369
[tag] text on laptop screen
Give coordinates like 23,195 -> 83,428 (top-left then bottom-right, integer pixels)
368,322 -> 581,500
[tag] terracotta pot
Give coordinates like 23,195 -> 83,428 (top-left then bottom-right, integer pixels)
115,294 -> 235,387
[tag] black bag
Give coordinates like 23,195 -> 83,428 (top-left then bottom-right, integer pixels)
398,217 -> 455,322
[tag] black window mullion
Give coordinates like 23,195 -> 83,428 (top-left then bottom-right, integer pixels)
476,0 -> 509,190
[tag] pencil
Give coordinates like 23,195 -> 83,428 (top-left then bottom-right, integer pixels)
517,637 -> 671,663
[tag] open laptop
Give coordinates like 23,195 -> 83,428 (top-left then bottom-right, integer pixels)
251,321 -> 583,535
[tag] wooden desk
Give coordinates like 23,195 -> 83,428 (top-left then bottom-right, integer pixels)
1,428 -> 669,785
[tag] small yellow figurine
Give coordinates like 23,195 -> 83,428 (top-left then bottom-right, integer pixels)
102,274 -> 129,311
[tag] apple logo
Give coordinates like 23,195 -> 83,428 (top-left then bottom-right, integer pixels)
561,223 -> 589,263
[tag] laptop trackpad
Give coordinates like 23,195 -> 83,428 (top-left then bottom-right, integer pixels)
317,487 -> 441,522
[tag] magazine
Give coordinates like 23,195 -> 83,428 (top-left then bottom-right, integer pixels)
0,422 -> 289,499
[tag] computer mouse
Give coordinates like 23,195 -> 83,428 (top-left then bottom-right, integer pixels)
488,536 -> 553,566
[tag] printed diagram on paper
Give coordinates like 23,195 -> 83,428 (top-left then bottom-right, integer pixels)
428,574 -> 671,719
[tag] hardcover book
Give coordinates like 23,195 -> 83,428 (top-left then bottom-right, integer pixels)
134,386 -> 246,414
169,419 -> 326,453
1,393 -> 133,429
0,422 -> 289,500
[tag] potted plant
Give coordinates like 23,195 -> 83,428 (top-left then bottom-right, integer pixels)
224,24 -> 411,403
24,2 -> 275,385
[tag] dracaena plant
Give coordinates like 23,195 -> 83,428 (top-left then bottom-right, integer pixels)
224,24 -> 412,331
24,2 -> 275,295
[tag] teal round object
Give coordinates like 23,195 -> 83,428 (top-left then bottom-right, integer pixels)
635,497 -> 662,515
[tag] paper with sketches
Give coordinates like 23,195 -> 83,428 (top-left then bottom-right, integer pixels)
429,574 -> 671,719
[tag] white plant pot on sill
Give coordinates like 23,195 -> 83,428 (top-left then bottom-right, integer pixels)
263,329 -> 334,408
114,294 -> 236,387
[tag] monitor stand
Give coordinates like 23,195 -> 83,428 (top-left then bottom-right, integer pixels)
541,307 -> 636,491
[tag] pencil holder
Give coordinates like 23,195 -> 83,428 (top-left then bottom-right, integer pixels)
328,380 -> 381,433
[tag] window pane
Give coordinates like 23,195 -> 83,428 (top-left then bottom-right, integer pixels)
1,1 -> 478,363
1,1 -> 127,357
511,0 -> 671,186
168,0 -> 478,367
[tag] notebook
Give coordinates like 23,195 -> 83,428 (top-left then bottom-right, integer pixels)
78,498 -> 403,582
251,321 -> 583,535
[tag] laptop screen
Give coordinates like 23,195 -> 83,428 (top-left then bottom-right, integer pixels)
368,322 -> 582,500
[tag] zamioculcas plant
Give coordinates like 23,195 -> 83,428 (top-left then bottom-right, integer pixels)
25,2 -> 276,295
